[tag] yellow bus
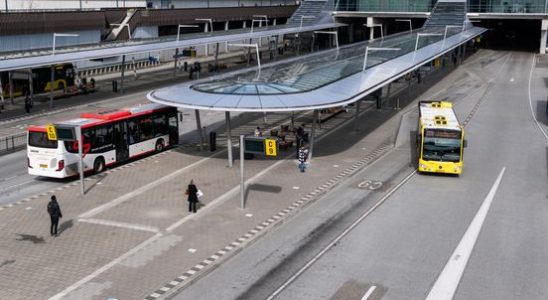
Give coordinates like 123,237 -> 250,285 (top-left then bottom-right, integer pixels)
417,101 -> 466,175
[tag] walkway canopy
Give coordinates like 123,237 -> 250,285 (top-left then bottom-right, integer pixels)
147,25 -> 486,112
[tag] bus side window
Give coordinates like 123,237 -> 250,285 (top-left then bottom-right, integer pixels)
153,114 -> 168,136
139,117 -> 154,141
128,120 -> 138,144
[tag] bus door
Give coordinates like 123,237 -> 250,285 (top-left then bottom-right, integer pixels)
113,122 -> 129,162
168,113 -> 179,145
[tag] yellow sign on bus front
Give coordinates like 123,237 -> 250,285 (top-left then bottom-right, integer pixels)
264,138 -> 277,157
46,124 -> 57,141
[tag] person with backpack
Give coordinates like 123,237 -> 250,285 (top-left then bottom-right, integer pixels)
47,195 -> 63,236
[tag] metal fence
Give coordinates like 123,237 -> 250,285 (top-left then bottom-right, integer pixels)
0,133 -> 26,154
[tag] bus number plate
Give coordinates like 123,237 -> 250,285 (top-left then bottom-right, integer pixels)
40,164 -> 48,168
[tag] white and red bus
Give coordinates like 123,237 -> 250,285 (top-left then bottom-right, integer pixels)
27,103 -> 179,178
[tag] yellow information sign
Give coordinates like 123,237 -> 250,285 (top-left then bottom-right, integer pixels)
264,138 -> 277,157
46,124 -> 57,141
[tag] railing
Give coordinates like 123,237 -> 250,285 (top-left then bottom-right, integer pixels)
335,3 -> 548,14
0,133 -> 26,154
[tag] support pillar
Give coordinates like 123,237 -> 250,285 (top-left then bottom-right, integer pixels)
540,20 -> 547,54
385,82 -> 392,108
353,100 -> 361,130
49,65 -> 55,108
173,48 -> 179,79
225,21 -> 229,52
461,44 -> 466,63
308,110 -> 318,162
120,55 -> 126,94
8,71 -> 14,104
215,42 -> 220,72
226,111 -> 233,167
195,109 -> 204,151
0,74 -> 4,110
263,112 -> 267,125
367,17 -> 374,40
28,69 -> 34,105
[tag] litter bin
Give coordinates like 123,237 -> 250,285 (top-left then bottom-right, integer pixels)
112,80 -> 118,93
209,131 -> 216,152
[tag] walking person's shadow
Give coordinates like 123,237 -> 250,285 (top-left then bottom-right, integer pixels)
57,219 -> 74,235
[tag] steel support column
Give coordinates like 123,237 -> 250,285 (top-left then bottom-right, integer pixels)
28,69 -> 34,105
8,71 -> 13,104
308,110 -> 318,162
120,55 -> 126,93
226,111 -> 233,167
195,109 -> 204,151
49,65 -> 55,108
353,100 -> 361,130
0,75 -> 4,110
173,48 -> 179,79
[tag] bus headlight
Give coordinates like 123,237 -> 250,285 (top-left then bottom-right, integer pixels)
453,166 -> 461,173
419,164 -> 428,170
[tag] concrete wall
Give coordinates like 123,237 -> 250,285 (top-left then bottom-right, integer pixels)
0,30 -> 100,53
0,0 -> 145,11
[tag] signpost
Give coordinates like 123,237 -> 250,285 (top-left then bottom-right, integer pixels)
264,138 -> 277,157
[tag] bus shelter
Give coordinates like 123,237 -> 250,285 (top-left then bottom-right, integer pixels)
147,24 -> 486,166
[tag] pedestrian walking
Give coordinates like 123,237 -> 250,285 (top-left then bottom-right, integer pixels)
47,195 -> 63,236
186,180 -> 199,213
298,147 -> 308,172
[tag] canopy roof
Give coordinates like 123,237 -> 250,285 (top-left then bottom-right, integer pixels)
147,26 -> 486,112
0,22 -> 344,72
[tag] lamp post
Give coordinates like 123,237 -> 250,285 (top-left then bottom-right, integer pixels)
442,25 -> 463,49
5,0 -> 8,12
313,31 -> 339,51
364,23 -> 384,40
195,18 -> 214,32
413,33 -> 442,61
395,19 -> 412,33
362,46 -> 401,71
52,33 -> 79,55
177,24 -> 199,43
110,23 -> 132,39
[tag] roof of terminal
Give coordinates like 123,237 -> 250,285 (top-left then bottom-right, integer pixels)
0,21 -> 344,72
147,26 -> 486,112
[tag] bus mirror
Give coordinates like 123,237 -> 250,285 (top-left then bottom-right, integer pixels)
463,139 -> 468,148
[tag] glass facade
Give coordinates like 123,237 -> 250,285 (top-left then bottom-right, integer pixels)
336,0 -> 547,13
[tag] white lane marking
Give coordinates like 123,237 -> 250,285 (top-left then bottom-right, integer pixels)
48,233 -> 162,300
79,152 -> 220,219
266,170 -> 417,300
527,54 -> 548,141
361,285 -> 377,300
78,218 -> 159,233
426,167 -> 506,300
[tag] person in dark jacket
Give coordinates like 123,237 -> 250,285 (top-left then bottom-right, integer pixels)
187,180 -> 199,213
47,195 -> 63,236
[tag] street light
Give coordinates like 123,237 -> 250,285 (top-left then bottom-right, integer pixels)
299,15 -> 316,33
177,24 -> 199,43
110,23 -> 132,39
52,33 -> 79,55
364,23 -> 384,40
395,19 -> 412,33
413,33 -> 442,61
195,18 -> 214,32
442,25 -> 463,49
363,47 -> 401,71
313,31 -> 339,51
228,43 -> 261,78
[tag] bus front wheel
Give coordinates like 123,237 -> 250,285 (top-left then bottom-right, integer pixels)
155,139 -> 165,152
93,157 -> 105,173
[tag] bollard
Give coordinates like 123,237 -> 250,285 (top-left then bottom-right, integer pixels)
11,135 -> 14,150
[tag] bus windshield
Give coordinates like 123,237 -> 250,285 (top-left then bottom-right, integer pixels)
28,131 -> 58,149
422,129 -> 461,162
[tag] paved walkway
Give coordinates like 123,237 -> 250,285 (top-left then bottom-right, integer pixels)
0,99 -> 403,300
0,48 -> 467,300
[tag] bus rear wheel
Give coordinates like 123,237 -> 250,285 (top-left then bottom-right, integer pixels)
93,157 -> 105,173
155,139 -> 165,152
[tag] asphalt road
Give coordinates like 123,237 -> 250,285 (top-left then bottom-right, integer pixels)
171,50 -> 548,300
